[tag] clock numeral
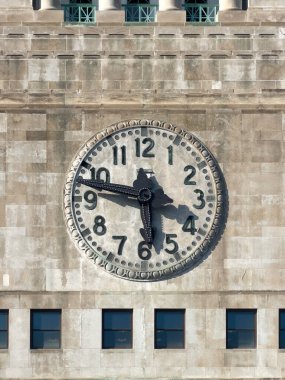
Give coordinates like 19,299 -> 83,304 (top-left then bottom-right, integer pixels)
93,215 -> 107,236
165,234 -> 179,254
112,235 -> 127,256
135,138 -> 155,158
90,167 -> 110,183
167,146 -> 173,165
113,146 -> 126,166
84,190 -> 97,210
138,241 -> 152,261
184,165 -> 196,186
182,214 -> 198,235
193,189 -> 206,210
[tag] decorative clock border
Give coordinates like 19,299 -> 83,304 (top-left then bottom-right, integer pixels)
64,119 -> 228,282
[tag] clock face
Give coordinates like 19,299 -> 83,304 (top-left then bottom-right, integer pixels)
64,120 -> 227,282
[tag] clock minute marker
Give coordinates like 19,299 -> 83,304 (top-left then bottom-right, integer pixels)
141,127 -> 148,136
106,135 -> 116,146
72,196 -> 82,202
81,160 -> 91,169
197,161 -> 207,170
81,228 -> 91,237
173,135 -> 182,146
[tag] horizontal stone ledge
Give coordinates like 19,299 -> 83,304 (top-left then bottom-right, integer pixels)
2,289 -> 285,295
0,101 -> 285,111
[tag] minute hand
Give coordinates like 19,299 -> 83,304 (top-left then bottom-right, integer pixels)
77,178 -> 139,198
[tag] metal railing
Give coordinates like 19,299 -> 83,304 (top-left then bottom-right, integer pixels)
124,4 -> 157,23
62,4 -> 96,23
184,4 -> 219,23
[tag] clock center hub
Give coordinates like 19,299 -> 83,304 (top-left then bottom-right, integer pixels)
138,188 -> 152,204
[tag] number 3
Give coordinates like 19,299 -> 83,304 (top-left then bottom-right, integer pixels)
193,189 -> 205,209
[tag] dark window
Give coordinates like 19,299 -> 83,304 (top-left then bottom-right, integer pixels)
185,0 -> 207,3
242,0 -> 248,10
0,310 -> 8,349
70,0 -> 92,3
155,309 -> 185,349
279,310 -> 285,349
102,309 -> 133,349
226,309 -> 256,349
31,310 -> 61,349
127,0 -> 150,3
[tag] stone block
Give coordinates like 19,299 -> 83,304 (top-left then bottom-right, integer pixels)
257,60 -> 285,81
249,0 -> 285,7
257,309 -> 278,348
66,60 -> 102,82
156,10 -> 186,24
102,59 -> 142,81
62,309 -> 81,349
187,309 -> 206,348
0,0 -> 31,7
224,350 -> 257,367
66,36 -> 102,52
96,10 -> 125,24
28,59 -> 65,82
81,309 -> 101,349
218,10 -> 247,22
184,59 -> 220,81
100,352 -> 136,368
7,141 -> 46,164
31,37 -> 66,52
153,350 -> 187,368
187,348 -> 224,367
206,309 -> 225,348
45,269 -> 82,291
9,309 -> 30,351
31,352 -> 64,378
220,60 -> 256,81
35,10 -> 64,23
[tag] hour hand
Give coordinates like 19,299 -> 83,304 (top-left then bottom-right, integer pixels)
77,178 -> 139,198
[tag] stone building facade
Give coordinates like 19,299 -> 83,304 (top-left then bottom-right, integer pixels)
0,0 -> 285,379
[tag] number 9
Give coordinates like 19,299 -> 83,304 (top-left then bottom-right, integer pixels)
84,190 -> 97,210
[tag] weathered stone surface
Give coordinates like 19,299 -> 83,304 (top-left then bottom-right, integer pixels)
0,8 -> 283,380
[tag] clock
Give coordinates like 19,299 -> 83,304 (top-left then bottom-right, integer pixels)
64,119 -> 227,282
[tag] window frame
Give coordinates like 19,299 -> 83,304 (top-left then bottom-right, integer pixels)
279,309 -> 285,349
0,310 -> 9,350
30,309 -> 62,350
102,309 -> 133,350
226,309 -> 257,349
154,309 -> 185,349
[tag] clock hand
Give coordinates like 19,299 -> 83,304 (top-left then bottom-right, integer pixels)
77,178 -> 139,198
135,170 -> 154,245
78,170 -> 172,246
139,201 -> 153,244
